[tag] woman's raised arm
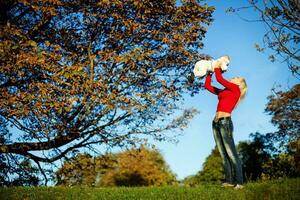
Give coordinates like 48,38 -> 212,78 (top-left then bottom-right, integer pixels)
214,68 -> 239,91
204,73 -> 221,95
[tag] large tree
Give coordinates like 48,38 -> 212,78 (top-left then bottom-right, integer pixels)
227,0 -> 300,78
0,0 -> 213,184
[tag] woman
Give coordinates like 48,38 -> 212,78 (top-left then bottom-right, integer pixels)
204,61 -> 247,189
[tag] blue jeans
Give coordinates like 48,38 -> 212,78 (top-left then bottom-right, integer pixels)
212,117 -> 243,184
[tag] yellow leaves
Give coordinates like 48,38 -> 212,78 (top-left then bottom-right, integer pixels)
122,18 -> 141,34
58,107 -> 63,115
135,93 -> 150,100
123,97 -> 131,104
171,33 -> 185,44
118,96 -> 132,105
114,55 -> 129,63
132,0 -> 145,9
54,44 -> 61,51
113,48 -> 154,64
47,7 -> 57,16
29,40 -> 37,47
162,37 -> 170,43
58,65 -> 86,80
130,22 -> 140,32
45,41 -> 50,47
15,50 -> 49,66
111,12 -> 121,20
37,57 -> 45,63
98,50 -> 114,61
129,63 -> 137,70
114,49 -> 152,64
109,92 -> 117,99
31,5 -> 39,11
97,0 -> 110,7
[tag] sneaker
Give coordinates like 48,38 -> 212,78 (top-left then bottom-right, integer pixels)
222,183 -> 235,187
234,184 -> 244,190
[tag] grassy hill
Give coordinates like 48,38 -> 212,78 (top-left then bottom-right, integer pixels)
1,178 -> 299,200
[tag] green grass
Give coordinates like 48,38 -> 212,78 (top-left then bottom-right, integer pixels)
1,178 -> 299,200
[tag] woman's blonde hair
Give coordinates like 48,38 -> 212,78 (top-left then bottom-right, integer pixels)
233,77 -> 247,107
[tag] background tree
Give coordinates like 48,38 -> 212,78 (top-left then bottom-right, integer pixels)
56,154 -> 97,186
0,154 -> 40,186
265,83 -> 300,147
238,135 -> 299,181
0,0 -> 214,185
0,115 -> 40,186
56,153 -> 116,186
227,0 -> 300,78
288,139 -> 300,176
237,132 -> 272,181
99,146 -> 177,187
196,146 -> 224,183
10,159 -> 40,186
56,146 -> 177,187
262,139 -> 300,180
183,146 -> 224,186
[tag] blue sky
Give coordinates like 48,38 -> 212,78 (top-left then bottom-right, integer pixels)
154,0 -> 299,180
